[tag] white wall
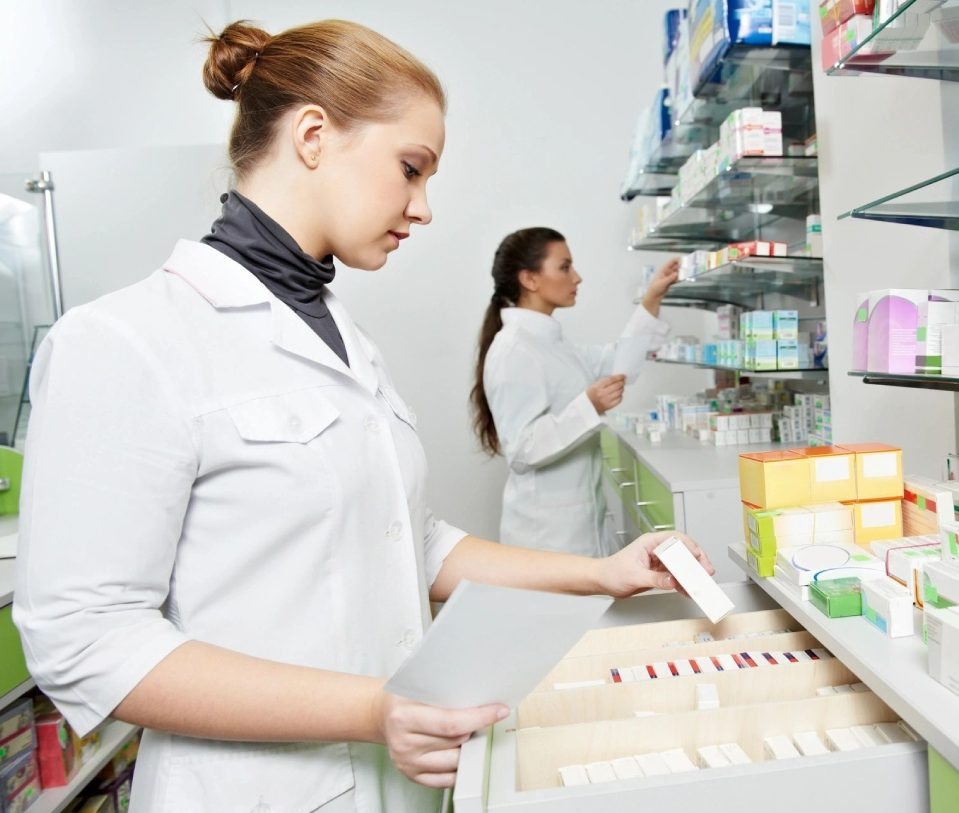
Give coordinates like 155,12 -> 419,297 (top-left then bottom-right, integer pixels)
811,27 -> 957,476
2,0 -> 711,539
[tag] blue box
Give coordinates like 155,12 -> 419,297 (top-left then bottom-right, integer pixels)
664,9 -> 688,63
689,1 -> 812,92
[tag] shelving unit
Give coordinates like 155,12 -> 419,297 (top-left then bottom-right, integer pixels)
826,0 -> 959,81
30,721 -> 140,813
653,357 -> 829,382
849,370 -> 959,391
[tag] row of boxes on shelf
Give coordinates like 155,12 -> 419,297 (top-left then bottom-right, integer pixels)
678,240 -> 789,280
819,0 -> 876,69
740,446 -> 959,697
657,336 -> 816,371
0,692 -> 139,813
780,394 -> 833,446
853,289 -> 959,376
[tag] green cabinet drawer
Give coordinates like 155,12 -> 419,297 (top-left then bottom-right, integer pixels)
0,605 -> 29,697
637,458 -> 675,530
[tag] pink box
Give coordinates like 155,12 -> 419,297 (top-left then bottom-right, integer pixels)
840,15 -> 876,58
821,27 -> 842,71
865,290 -> 927,374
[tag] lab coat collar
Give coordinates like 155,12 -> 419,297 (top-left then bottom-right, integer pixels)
162,239 -> 379,394
500,307 -> 563,341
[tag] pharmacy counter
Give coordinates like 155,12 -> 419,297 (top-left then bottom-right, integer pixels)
602,429 -> 788,583
729,543 -> 959,771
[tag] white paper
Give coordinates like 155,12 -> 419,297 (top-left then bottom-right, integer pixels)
385,580 -> 613,708
861,502 -> 897,528
815,456 -> 850,483
863,452 -> 898,479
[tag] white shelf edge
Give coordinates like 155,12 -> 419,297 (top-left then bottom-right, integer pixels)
0,677 -> 35,711
30,720 -> 140,813
728,543 -> 959,770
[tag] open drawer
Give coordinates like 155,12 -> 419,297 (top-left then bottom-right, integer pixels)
453,584 -> 928,812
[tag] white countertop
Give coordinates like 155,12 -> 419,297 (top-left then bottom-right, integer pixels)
612,427 -> 789,493
730,543 -> 959,770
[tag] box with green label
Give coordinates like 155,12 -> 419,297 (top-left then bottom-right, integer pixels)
810,577 -> 863,619
745,544 -> 775,578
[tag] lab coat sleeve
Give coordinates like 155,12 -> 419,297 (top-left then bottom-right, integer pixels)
486,344 -> 603,474
577,304 -> 670,383
13,308 -> 197,735
422,509 -> 468,589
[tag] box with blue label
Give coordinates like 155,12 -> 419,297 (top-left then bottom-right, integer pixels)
774,310 -> 799,340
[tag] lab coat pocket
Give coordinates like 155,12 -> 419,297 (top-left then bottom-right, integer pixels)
228,388 -> 340,444
378,385 -> 417,430
163,739 -> 354,813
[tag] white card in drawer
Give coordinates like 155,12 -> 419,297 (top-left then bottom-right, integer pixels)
385,580 -> 613,708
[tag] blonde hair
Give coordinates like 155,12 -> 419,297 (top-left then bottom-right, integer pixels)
203,20 -> 446,177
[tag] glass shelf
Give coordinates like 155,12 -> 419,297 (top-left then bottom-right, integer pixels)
839,166 -> 959,229
621,123 -> 715,200
679,44 -> 815,128
827,0 -> 959,81
654,357 -> 829,381
849,370 -> 959,390
668,256 -> 823,304
630,156 -> 819,250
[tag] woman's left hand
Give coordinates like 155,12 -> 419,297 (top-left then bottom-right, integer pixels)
596,531 -> 715,599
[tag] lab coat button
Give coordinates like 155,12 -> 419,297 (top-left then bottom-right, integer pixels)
387,521 -> 403,540
364,416 -> 380,433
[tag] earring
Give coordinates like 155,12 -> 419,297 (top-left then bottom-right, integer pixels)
310,154 -> 318,164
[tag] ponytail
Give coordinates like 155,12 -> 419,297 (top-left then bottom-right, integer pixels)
470,227 -> 565,456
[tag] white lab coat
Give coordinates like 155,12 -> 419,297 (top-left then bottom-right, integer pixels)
483,306 -> 669,557
13,240 -> 467,813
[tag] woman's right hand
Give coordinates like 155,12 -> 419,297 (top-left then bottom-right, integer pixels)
375,690 -> 509,788
587,374 -> 626,415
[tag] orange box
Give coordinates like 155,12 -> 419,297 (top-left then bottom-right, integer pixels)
739,451 -> 811,509
792,446 -> 857,502
845,498 -> 904,547
836,443 -> 903,501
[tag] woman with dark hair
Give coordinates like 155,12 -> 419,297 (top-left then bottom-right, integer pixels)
472,229 -> 679,557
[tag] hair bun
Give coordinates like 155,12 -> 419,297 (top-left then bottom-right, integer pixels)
202,21 -> 272,100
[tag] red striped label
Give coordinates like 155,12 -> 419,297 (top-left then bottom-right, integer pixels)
611,668 -> 622,683
740,652 -> 758,668
805,649 -> 820,661
732,653 -> 747,669
668,662 -> 679,676
710,656 -> 724,672
690,659 -> 701,674
783,652 -> 798,663
646,665 -> 657,679
762,652 -> 778,665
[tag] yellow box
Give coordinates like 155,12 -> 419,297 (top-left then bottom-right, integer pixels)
793,446 -> 857,503
739,451 -> 811,509
846,499 -> 904,547
836,443 -> 903,501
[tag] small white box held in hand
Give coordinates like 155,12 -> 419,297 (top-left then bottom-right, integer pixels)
653,536 -> 735,623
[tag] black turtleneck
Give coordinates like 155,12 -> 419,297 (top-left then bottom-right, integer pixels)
202,190 -> 350,367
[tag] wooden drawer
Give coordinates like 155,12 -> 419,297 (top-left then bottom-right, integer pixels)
453,588 -> 928,812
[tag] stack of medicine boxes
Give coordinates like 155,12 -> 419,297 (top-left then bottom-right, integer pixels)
739,444 -> 905,614
0,699 -> 41,813
741,310 -> 799,371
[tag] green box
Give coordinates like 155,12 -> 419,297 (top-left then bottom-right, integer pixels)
746,544 -> 775,578
810,577 -> 863,618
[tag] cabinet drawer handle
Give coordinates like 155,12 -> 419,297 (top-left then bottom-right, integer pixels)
615,530 -> 630,539
634,500 -> 655,507
617,481 -> 637,489
608,467 -> 628,474
637,505 -> 674,533
0,478 -> 9,492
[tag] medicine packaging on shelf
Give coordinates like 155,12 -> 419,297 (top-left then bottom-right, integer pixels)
886,541 -> 943,600
776,543 -> 880,587
0,750 -> 41,813
874,722 -> 916,744
849,498 -> 904,546
794,730 -> 830,756
739,451 -> 811,509
926,605 -> 959,695
794,447 -> 857,503
774,565 -> 811,601
611,756 -> 643,780
697,745 -> 730,769
903,475 -> 955,536
719,742 -> 752,765
809,577 -> 864,619
635,752 -> 670,777
661,749 -> 698,773
835,443 -> 903,501
851,725 -> 883,748
653,536 -> 735,623
747,505 -> 815,556
861,577 -> 915,638
923,560 -> 959,608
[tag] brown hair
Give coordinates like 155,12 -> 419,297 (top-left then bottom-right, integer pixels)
470,227 -> 566,456
202,20 -> 446,177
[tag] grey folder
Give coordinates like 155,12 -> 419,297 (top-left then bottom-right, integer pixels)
385,580 -> 614,708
